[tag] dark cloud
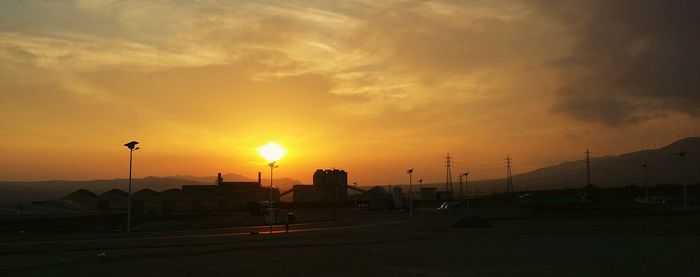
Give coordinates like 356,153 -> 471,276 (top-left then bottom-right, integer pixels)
538,0 -> 700,125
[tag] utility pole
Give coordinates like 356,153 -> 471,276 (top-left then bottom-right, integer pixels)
463,171 -> 470,208
505,155 -> 513,193
407,169 -> 414,219
418,178 -> 424,209
268,162 -> 278,233
123,141 -> 139,234
464,171 -> 470,197
459,173 -> 463,199
353,182 -> 358,209
586,148 -> 592,186
445,153 -> 453,194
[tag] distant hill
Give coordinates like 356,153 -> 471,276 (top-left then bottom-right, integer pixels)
465,137 -> 700,192
0,173 -> 304,206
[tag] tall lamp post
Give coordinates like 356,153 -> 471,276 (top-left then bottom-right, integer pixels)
353,182 -> 358,209
258,142 -> 286,234
463,171 -> 470,208
268,162 -> 278,233
407,168 -> 414,219
418,178 -> 423,209
124,141 -> 139,233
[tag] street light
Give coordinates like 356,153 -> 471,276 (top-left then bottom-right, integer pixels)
353,182 -> 358,209
268,162 -> 279,233
124,140 -> 139,233
463,171 -> 470,208
407,168 -> 414,219
258,142 -> 286,233
418,178 -> 423,209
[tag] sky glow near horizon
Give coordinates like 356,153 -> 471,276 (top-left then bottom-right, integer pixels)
0,0 -> 698,184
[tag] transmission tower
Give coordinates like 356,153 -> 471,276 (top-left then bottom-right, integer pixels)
505,155 -> 513,193
585,148 -> 592,186
445,153 -> 453,193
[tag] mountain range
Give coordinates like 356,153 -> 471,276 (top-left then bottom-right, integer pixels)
462,137 -> 700,193
1,137 -> 698,205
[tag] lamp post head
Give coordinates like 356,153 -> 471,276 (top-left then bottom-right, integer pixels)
407,168 -> 414,174
124,141 -> 139,150
418,179 -> 423,183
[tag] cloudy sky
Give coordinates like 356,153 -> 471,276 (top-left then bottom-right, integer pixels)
1,0 -> 698,184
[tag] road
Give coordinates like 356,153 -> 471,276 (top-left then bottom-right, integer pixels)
0,219 -> 405,255
2,214 -> 700,276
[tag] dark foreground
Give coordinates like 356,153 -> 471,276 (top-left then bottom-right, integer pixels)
1,211 -> 699,277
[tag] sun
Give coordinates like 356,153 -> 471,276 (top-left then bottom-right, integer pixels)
257,142 -> 287,163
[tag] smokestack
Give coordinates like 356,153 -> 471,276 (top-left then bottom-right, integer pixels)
258,172 -> 262,185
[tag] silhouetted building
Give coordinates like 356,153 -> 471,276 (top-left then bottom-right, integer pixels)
98,189 -> 128,211
291,169 -> 349,203
420,188 -> 437,200
292,184 -> 315,203
353,186 -> 393,210
313,169 -> 348,202
393,187 -> 404,208
182,172 -> 279,209
435,191 -> 454,201
61,189 -> 98,210
132,188 -> 164,214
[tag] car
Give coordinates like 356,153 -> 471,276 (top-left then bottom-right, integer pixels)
436,201 -> 466,214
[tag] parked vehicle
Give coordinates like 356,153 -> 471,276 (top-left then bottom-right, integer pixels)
436,201 -> 466,214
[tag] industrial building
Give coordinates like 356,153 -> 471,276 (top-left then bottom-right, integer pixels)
81,172 -> 280,213
183,172 -> 280,209
292,169 -> 348,203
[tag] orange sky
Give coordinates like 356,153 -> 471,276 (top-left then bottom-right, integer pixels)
1,1 -> 699,184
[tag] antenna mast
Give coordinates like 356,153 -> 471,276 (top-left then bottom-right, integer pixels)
445,153 -> 453,193
505,155 -> 513,193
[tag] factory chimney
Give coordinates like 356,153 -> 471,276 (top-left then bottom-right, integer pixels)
217,173 -> 223,185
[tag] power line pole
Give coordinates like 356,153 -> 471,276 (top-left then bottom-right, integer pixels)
505,155 -> 513,193
445,153 -> 453,194
464,171 -> 470,198
463,171 -> 470,208
407,168 -> 414,219
418,178 -> 424,209
586,148 -> 592,186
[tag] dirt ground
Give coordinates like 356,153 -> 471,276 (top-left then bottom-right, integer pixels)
2,212 -> 700,277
